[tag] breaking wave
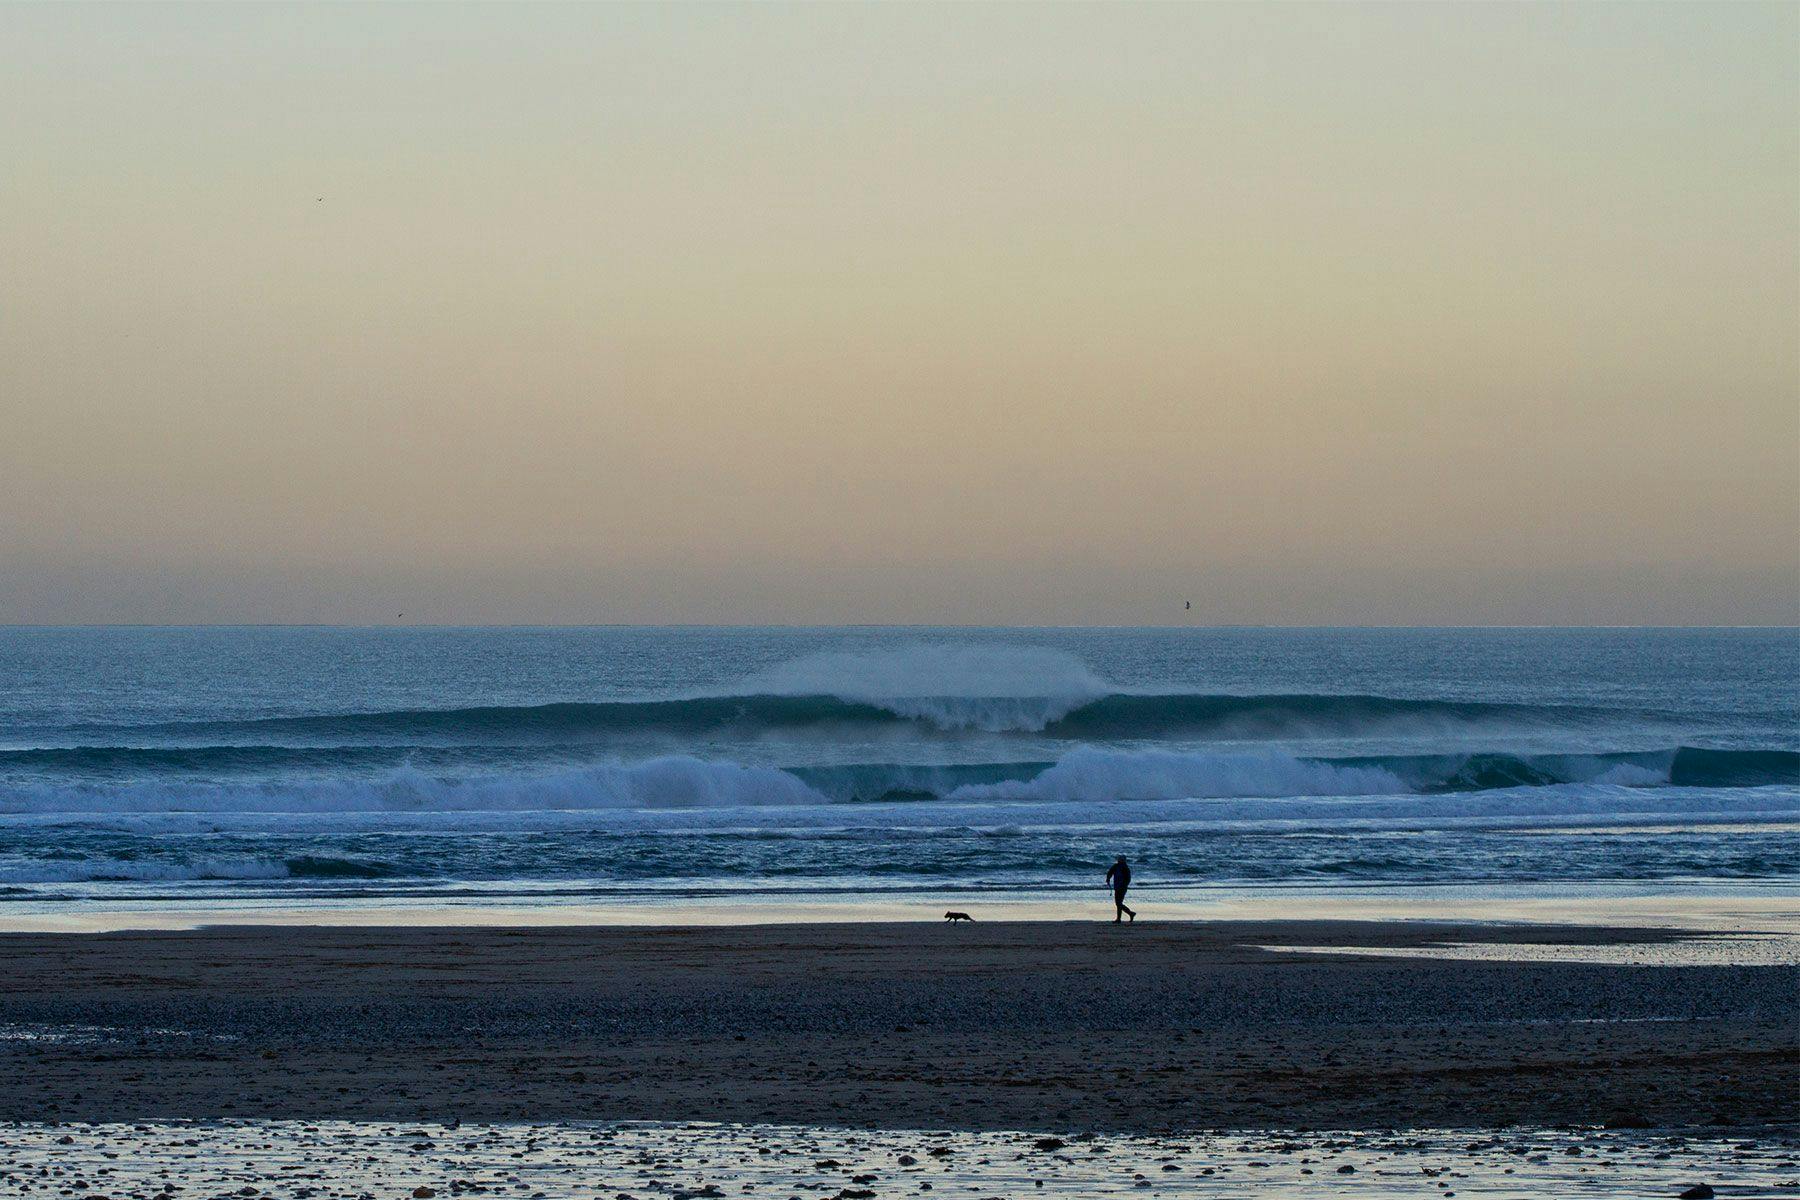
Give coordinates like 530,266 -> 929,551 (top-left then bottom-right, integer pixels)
2,745 -> 1789,803
0,854 -> 392,885
0,758 -> 823,816
6,640 -> 1632,743
0,747 -> 1792,820
37,690 -> 1597,745
943,749 -> 1407,803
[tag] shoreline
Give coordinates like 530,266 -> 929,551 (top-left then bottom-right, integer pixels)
2,918 -> 1794,1132
5,875 -> 1796,932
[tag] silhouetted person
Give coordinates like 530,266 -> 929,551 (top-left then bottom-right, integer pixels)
1105,855 -> 1135,923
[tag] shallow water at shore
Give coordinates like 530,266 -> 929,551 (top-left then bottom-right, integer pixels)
5,880 -> 1796,970
5,1120 -> 1795,1199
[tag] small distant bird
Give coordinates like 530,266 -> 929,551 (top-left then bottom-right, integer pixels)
1185,601 -> 1191,610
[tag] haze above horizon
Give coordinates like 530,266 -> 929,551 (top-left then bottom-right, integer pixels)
3,3 -> 1795,625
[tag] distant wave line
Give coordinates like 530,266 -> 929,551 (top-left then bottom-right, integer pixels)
0,744 -> 1790,797
1,748 -> 1795,825
24,689 -> 1621,744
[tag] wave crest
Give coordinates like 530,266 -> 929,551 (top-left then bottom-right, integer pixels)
40,690 -> 1585,745
741,645 -> 1111,731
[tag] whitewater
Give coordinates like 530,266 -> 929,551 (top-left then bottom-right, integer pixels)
0,627 -> 1794,906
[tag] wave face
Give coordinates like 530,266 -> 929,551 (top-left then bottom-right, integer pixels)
742,644 -> 1112,732
15,641 -> 1625,744
42,689 -> 1595,746
1,630 -> 1796,902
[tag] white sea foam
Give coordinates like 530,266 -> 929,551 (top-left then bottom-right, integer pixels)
0,742 -> 1793,845
3,745 -> 1792,831
0,750 -> 1414,818
5,788 -> 1795,842
946,747 -> 1411,802
1588,762 -> 1668,787
0,856 -> 292,884
0,757 -> 825,817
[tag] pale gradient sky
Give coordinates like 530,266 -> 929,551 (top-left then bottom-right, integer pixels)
2,2 -> 1796,625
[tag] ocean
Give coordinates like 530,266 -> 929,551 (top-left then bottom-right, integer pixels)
1,626 -> 1795,921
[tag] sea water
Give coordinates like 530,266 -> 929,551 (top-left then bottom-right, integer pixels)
0,627 -> 1794,921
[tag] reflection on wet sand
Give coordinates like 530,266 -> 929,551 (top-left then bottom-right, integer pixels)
4,1121 -> 1794,1199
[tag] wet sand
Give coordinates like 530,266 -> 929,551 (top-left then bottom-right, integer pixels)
1,920 -> 1795,1131
6,1121 -> 1796,1199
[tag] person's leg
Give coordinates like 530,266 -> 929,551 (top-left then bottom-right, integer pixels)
1113,890 -> 1127,922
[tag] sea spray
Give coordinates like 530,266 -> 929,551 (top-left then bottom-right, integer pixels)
740,644 -> 1113,731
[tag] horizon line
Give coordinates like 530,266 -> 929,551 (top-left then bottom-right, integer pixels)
1,622 -> 1795,632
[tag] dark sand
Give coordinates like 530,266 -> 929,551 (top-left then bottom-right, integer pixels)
1,920 -> 1793,1131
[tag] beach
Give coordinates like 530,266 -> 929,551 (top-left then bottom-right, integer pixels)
4,919 -> 1794,1131
2,630 -> 1794,1192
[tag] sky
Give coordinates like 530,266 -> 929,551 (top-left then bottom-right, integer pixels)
2,2 -> 1796,626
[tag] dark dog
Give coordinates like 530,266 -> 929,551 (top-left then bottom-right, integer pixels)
943,911 -> 974,922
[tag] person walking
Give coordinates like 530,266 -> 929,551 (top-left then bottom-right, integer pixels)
1105,855 -> 1136,923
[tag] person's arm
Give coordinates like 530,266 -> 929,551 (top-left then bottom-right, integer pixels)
1105,865 -> 1116,886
